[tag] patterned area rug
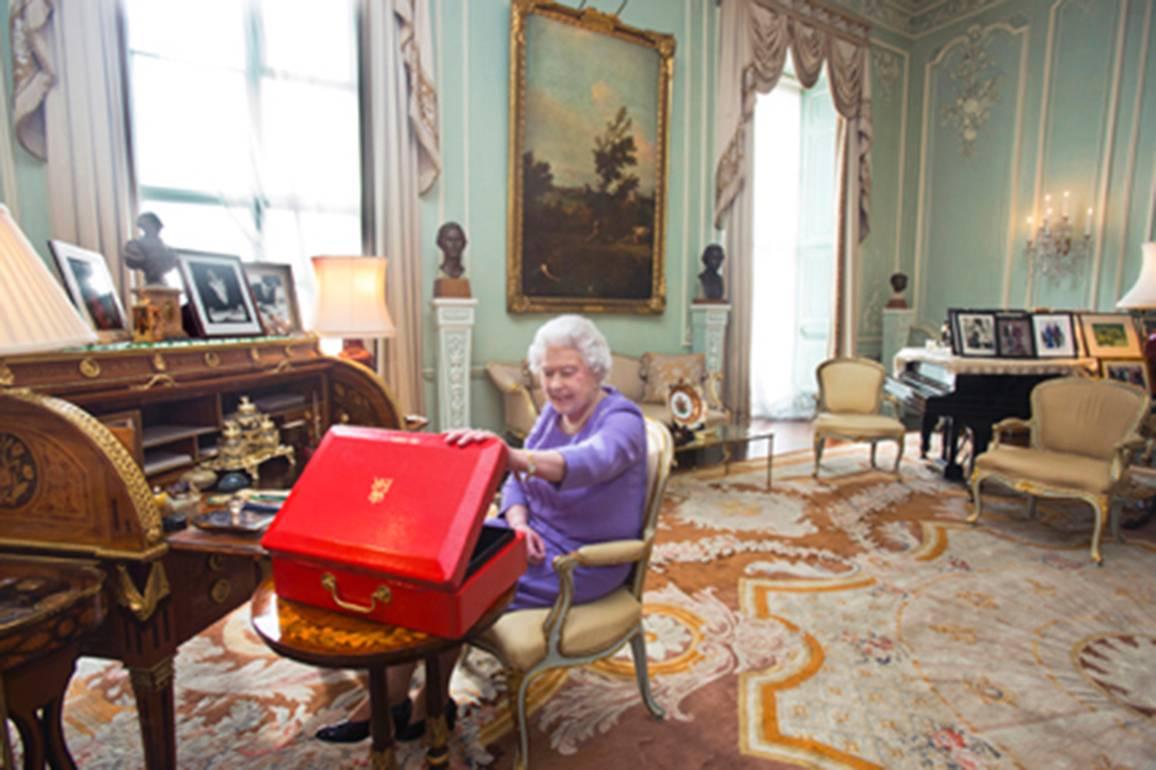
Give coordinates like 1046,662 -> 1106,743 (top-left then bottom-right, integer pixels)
37,444 -> 1156,768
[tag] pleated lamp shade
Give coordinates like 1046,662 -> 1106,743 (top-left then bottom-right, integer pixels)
0,204 -> 97,355
310,256 -> 396,338
1117,242 -> 1156,309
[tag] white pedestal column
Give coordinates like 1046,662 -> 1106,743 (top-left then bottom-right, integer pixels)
690,302 -> 731,383
882,307 -> 915,373
432,297 -> 478,431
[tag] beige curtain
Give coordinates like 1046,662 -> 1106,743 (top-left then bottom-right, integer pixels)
714,0 -> 871,416
364,0 -> 441,416
11,0 -> 136,297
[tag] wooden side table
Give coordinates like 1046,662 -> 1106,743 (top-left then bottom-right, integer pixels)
250,579 -> 512,769
0,556 -> 106,770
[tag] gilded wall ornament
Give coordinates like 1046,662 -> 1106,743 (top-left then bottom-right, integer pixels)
940,25 -> 1001,158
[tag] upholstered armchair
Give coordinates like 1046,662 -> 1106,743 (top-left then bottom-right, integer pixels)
969,376 -> 1150,564
812,357 -> 905,476
470,418 -> 675,770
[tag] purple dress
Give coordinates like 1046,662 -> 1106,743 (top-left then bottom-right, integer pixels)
498,387 -> 647,610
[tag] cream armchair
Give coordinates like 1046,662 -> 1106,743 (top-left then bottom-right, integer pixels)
969,376 -> 1150,564
812,357 -> 905,477
470,418 -> 675,770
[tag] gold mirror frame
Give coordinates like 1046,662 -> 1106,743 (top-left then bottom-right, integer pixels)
507,0 -> 675,315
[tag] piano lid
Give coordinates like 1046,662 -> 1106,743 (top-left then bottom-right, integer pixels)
892,346 -> 1097,379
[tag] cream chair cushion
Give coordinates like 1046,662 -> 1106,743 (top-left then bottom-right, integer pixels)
974,445 -> 1113,495
814,413 -> 905,439
479,588 -> 641,672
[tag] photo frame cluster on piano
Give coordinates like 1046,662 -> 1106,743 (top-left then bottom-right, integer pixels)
947,308 -> 1146,362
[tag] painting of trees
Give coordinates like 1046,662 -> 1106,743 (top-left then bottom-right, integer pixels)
507,1 -> 673,313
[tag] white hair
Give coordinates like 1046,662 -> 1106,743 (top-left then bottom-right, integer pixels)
526,315 -> 612,382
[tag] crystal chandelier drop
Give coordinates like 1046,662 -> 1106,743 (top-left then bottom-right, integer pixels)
1024,191 -> 1092,281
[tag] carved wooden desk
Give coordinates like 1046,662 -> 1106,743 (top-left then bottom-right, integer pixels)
0,336 -> 404,770
251,580 -> 512,770
0,555 -> 106,770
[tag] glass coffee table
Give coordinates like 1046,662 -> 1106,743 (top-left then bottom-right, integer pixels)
673,423 -> 775,490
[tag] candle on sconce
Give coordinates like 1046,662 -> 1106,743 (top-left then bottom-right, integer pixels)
1085,208 -> 1093,237
1062,191 -> 1070,218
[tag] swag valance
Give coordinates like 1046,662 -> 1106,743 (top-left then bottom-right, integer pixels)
714,0 -> 872,237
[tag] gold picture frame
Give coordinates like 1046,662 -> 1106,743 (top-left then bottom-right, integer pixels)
507,0 -> 674,314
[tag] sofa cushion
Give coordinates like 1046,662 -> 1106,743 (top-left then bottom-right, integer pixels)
640,353 -> 705,404
607,354 -> 645,402
974,445 -> 1113,495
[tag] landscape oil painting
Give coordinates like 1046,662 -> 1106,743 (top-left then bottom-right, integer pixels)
507,0 -> 674,313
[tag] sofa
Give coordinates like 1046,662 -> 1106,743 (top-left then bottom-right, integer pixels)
486,352 -> 728,441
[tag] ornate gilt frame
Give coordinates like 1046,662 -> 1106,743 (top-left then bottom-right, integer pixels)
507,0 -> 674,314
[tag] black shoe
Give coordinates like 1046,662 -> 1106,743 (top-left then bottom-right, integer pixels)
314,700 -> 413,744
394,698 -> 458,742
314,719 -> 369,743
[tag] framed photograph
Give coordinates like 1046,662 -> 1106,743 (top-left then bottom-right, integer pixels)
995,312 -> 1035,358
1101,358 -> 1149,391
176,251 -> 263,337
242,262 -> 302,336
1030,312 -> 1078,358
48,240 -> 130,342
1079,313 -> 1142,358
949,309 -> 997,357
506,0 -> 674,314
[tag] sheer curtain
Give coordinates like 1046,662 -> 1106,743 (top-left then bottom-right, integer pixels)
713,0 -> 871,418
749,84 -> 802,417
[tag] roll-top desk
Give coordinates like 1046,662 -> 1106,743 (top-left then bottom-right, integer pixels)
0,336 -> 404,769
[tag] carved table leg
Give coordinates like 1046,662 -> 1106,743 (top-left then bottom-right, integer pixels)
128,657 -> 177,770
366,665 -> 397,770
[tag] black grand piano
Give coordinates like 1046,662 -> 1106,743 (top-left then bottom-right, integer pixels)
886,347 -> 1095,480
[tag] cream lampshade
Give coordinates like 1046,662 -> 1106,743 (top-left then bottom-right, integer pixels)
1117,242 -> 1156,309
311,256 -> 396,338
0,204 -> 97,356
311,256 -> 395,364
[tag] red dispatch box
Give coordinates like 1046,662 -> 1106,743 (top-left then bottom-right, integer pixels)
262,425 -> 526,638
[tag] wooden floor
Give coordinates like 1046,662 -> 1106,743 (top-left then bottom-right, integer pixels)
750,418 -> 813,456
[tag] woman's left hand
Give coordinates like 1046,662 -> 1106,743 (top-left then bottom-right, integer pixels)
444,428 -> 503,447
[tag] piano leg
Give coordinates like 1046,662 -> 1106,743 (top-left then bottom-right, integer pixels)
128,656 -> 177,770
943,419 -> 964,481
920,413 -> 936,458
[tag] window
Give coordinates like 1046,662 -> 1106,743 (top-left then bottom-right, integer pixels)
123,0 -> 362,322
749,70 -> 837,418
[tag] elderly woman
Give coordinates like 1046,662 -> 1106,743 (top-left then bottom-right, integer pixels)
316,314 -> 647,743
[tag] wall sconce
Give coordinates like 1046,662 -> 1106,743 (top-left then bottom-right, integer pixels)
1024,191 -> 1092,281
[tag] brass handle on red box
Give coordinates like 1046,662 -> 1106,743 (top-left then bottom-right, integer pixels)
320,573 -> 392,614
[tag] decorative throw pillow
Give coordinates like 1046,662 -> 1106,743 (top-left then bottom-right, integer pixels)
640,352 -> 705,404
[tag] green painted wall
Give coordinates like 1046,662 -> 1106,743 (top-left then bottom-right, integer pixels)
422,0 -> 719,430
8,0 -> 1149,424
900,0 -> 1156,336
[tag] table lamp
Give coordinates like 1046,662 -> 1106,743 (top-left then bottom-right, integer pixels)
1116,241 -> 1156,392
311,256 -> 396,368
0,204 -> 96,386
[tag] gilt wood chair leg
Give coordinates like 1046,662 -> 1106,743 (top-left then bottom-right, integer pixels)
629,631 -> 664,719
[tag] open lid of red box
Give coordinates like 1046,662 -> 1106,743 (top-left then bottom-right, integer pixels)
262,425 -> 508,587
